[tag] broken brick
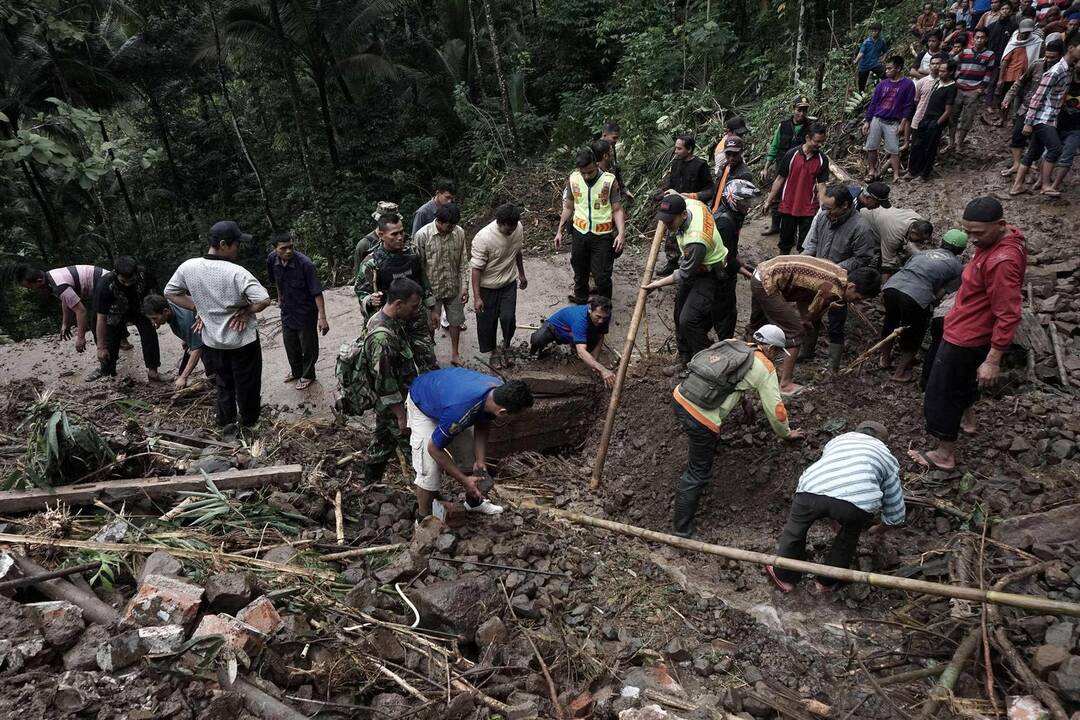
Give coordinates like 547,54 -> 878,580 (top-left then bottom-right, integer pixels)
191,614 -> 266,657
567,690 -> 594,718
236,596 -> 284,636
27,600 -> 85,648
120,574 -> 204,629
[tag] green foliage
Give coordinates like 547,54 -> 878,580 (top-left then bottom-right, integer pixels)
5,390 -> 115,490
172,475 -> 311,535
70,551 -> 127,591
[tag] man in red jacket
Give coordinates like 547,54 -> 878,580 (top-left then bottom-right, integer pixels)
910,197 -> 1025,471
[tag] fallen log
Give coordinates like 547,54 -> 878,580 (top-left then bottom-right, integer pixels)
527,505 -> 1080,617
0,465 -> 303,513
11,555 -> 120,626
222,673 -> 309,720
918,628 -> 981,719
1049,322 -> 1072,389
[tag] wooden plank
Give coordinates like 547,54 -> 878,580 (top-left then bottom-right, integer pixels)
0,465 -> 303,513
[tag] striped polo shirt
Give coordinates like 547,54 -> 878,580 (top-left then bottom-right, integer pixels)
956,48 -> 995,92
795,432 -> 905,525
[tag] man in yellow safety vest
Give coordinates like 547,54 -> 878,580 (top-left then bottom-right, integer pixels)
643,194 -> 729,377
554,149 -> 626,304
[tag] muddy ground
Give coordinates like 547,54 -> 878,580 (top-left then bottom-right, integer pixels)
0,122 -> 1078,719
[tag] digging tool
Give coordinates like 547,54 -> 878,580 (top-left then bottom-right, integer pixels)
525,504 -> 1080,618
840,325 -> 908,375
591,221 -> 666,489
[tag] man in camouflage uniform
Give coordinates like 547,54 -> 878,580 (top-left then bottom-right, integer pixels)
354,212 -> 438,372
363,278 -> 424,483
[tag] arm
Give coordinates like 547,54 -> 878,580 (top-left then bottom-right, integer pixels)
749,357 -> 793,438
986,253 -> 1025,352
163,268 -> 194,310
761,173 -> 787,215
95,312 -> 108,361
1024,69 -> 1054,127
515,248 -> 527,290
576,343 -> 614,387
472,422 -> 489,473
695,161 -> 713,195
878,458 -> 906,525
839,225 -> 880,272
647,242 -> 706,287
71,302 -> 88,351
175,347 -> 202,388
937,98 -> 955,127
315,294 -> 329,334
353,259 -> 379,313
471,267 -> 484,312
554,197 -> 574,249
427,438 -> 477,489
612,202 -> 626,252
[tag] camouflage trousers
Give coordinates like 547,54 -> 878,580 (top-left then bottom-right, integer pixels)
367,407 -> 411,467
406,315 -> 438,372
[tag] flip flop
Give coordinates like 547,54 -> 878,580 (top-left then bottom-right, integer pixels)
1007,188 -> 1029,196
1000,168 -> 1015,177
908,449 -> 955,471
1041,189 -> 1062,197
780,385 -> 808,399
892,374 -> 915,383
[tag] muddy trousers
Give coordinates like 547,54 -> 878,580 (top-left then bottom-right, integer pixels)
476,282 -> 517,354
282,320 -> 319,380
774,492 -> 874,586
570,230 -> 616,301
366,407 -> 411,482
712,276 -> 738,340
204,338 -> 262,428
100,315 -> 160,376
672,400 -> 720,538
675,274 -> 720,364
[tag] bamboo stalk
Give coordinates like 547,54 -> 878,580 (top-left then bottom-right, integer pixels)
10,555 -> 120,626
525,506 -> 1080,617
1049,322 -> 1072,388
0,561 -> 99,592
917,628 -> 980,719
319,543 -> 407,562
840,325 -> 907,375
591,221 -> 667,489
334,491 -> 345,545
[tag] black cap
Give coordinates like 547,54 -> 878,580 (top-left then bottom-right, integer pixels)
864,181 -> 892,207
656,194 -> 687,223
724,136 -> 745,153
209,220 -> 252,246
962,196 -> 1004,222
793,96 -> 811,108
726,115 -> 749,136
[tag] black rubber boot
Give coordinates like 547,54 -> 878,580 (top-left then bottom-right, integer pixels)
672,476 -> 706,538
799,326 -> 820,360
364,461 -> 388,484
828,342 -> 844,373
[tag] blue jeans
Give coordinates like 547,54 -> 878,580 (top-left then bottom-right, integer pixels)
1056,128 -> 1080,168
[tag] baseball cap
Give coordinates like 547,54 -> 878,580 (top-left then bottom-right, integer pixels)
656,194 -> 687,223
726,115 -> 749,136
752,324 -> 791,355
209,220 -> 252,245
1068,11 -> 1080,21
855,420 -> 889,441
1019,18 -> 1036,32
864,181 -> 892,207
372,201 -> 399,222
723,136 -> 745,153
793,96 -> 811,108
942,228 -> 968,249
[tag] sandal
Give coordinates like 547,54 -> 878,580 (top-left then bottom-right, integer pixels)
1041,189 -> 1062,197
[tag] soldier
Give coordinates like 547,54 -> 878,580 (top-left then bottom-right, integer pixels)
353,201 -> 399,277
363,278 -> 423,484
354,213 -> 438,372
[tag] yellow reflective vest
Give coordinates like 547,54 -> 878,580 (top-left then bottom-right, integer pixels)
677,199 -> 727,271
569,170 -> 616,235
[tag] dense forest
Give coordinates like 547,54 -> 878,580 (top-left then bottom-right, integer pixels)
0,0 -> 907,339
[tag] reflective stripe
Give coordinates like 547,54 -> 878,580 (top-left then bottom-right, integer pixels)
673,386 -> 720,434
570,170 -> 615,234
676,199 -> 727,270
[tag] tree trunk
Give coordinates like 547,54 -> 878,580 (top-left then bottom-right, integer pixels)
467,0 -> 486,97
479,0 -> 519,154
794,0 -> 805,84
97,122 -> 142,239
19,161 -> 67,255
312,66 -> 342,170
267,0 -> 331,235
144,89 -> 200,241
209,1 -> 277,230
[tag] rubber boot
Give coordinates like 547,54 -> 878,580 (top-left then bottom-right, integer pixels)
828,343 -> 844,373
364,461 -> 388,484
799,326 -> 820,360
672,477 -> 706,538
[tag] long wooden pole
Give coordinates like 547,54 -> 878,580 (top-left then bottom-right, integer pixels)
591,221 -> 667,489
530,505 -> 1080,617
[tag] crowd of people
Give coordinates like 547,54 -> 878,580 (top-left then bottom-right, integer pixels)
12,0 -> 1043,592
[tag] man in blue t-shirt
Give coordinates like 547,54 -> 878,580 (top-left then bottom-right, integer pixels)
406,368 -> 534,517
142,293 -> 214,390
855,23 -> 889,91
529,296 -> 615,387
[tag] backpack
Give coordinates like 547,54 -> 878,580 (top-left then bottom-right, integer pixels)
679,340 -> 756,409
335,326 -> 392,417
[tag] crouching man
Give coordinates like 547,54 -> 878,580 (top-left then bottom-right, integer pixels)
670,325 -> 804,538
407,368 -> 534,518
765,421 -> 905,594
529,295 -> 615,387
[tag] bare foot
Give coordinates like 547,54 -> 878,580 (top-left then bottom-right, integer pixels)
908,448 -> 956,471
450,354 -> 463,367
891,369 -> 913,383
146,369 -> 164,383
960,417 -> 977,434
779,383 -> 806,397
879,356 -> 894,370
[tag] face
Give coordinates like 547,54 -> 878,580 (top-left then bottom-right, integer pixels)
588,307 -> 611,326
961,219 -> 1006,248
823,195 -> 850,221
389,293 -> 422,319
940,63 -> 954,80
844,284 -> 864,303
990,1 -> 1000,11
859,192 -> 881,209
1070,19 -> 1080,33
216,239 -> 241,260
601,130 -> 620,146
146,311 -> 168,329
19,278 -> 47,291
274,240 -> 295,262
951,42 -> 964,55
974,31 -> 987,51
673,138 -> 691,160
378,222 -> 405,251
662,211 -> 688,232
924,3 -> 933,12
1069,44 -> 1080,65
805,132 -> 825,152
435,190 -> 454,206
929,36 -> 942,51
579,161 -> 599,181
435,218 -> 454,234
1046,50 -> 1063,65
886,62 -> 901,79
725,150 -> 743,167
116,272 -> 136,287
871,28 -> 881,38
929,56 -> 943,76
497,221 -> 517,236
1000,4 -> 1012,17
793,106 -> 808,122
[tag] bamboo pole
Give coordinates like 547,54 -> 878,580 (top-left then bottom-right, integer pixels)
591,221 -> 667,489
1049,322 -> 1072,388
0,561 -> 99,592
918,628 -> 981,719
527,506 -> 1080,617
319,543 -> 407,562
840,325 -> 907,375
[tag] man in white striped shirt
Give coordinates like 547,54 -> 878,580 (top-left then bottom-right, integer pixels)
766,421 -> 905,593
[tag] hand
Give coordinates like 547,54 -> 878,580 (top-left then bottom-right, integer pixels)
96,346 -> 109,363
192,316 -> 204,334
641,280 -> 661,293
228,307 -> 252,331
861,121 -> 870,135
397,419 -> 410,435
461,474 -> 483,498
1000,99 -> 1009,111
460,289 -> 469,305
976,359 -> 1000,388
429,310 -> 441,330
368,291 -> 385,308
318,316 -> 330,335
785,429 -> 805,441
174,375 -> 189,391
663,188 -> 678,197
60,323 -> 73,340
613,234 -> 625,253
599,367 -> 616,388
758,202 -> 771,218
74,336 -> 86,353
473,296 -> 484,314
518,274 -> 528,290
1022,124 -> 1033,137
554,229 -> 563,250
759,167 -> 771,183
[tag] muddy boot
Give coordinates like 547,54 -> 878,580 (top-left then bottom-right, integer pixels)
798,326 -> 820,360
672,478 -> 706,538
364,461 -> 388,484
828,343 -> 844,373
662,362 -> 688,378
